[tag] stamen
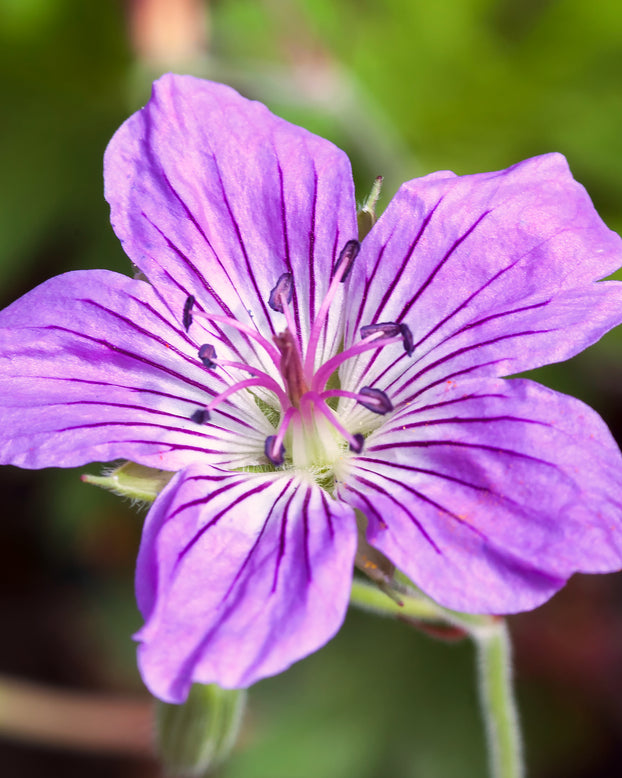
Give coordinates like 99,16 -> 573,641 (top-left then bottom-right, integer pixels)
208,358 -> 290,407
360,321 -> 414,357
304,238 -> 360,378
303,392 -> 364,454
323,387 -> 393,415
264,406 -> 298,466
198,343 -> 217,368
350,433 -> 365,453
190,408 -> 209,424
191,309 -> 281,368
332,239 -> 360,283
268,273 -> 293,313
269,273 -> 300,351
311,331 -> 403,392
265,435 -> 285,466
183,295 -> 195,331
358,387 -> 393,414
400,323 -> 414,357
360,322 -> 401,339
206,378 -> 285,413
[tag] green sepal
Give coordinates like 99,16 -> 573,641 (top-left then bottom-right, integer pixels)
156,684 -> 247,777
81,461 -> 174,503
357,175 -> 384,240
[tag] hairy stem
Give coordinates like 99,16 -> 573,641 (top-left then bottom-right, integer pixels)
475,620 -> 524,778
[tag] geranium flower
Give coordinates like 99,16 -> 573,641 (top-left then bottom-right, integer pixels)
2,74 -> 622,703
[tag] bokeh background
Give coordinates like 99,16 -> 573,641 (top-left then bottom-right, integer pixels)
2,0 -> 622,775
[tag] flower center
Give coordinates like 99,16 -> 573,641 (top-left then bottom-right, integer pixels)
183,240 -> 413,473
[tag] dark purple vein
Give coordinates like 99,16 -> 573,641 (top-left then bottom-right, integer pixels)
173,479 -> 275,565
308,167 -> 319,329
272,487 -> 299,592
381,413 -> 552,436
397,210 -> 492,323
224,478 -> 292,603
210,155 -> 276,337
390,328 -> 551,401
141,212 -> 235,318
354,466 -> 487,541
348,473 -> 442,554
371,194 -> 445,324
366,438 -> 559,469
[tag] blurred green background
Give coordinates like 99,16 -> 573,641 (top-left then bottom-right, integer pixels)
1,0 -> 622,776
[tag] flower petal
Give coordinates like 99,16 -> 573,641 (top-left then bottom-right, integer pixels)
0,270 -> 271,469
135,466 -> 357,701
337,377 -> 622,613
105,74 -> 357,369
342,154 -> 622,399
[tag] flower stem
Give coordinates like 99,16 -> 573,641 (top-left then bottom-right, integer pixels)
474,620 -> 524,778
0,674 -> 152,754
349,578 -> 525,778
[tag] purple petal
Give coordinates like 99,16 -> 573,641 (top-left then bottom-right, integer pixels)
337,377 -> 622,613
134,466 -> 357,701
343,154 -> 622,398
0,270 -> 270,469
104,74 -> 357,369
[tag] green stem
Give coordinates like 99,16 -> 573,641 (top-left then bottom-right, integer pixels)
349,577 -> 440,621
349,579 -> 525,778
474,620 -> 524,778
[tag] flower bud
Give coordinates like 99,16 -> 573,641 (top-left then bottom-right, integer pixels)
155,684 -> 247,777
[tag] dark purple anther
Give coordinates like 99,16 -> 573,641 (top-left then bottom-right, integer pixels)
333,239 -> 360,282
360,322 -> 401,340
358,387 -> 393,415
198,343 -> 217,369
400,323 -> 414,356
265,435 -> 285,466
349,433 -> 365,454
268,273 -> 293,313
191,407 -> 210,425
183,295 -> 195,331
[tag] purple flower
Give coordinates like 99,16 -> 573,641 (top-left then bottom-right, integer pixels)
2,74 -> 622,702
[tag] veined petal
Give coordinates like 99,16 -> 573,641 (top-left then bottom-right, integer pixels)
0,270 -> 271,470
105,74 -> 357,370
337,377 -> 622,613
342,154 -> 622,397
135,466 -> 357,701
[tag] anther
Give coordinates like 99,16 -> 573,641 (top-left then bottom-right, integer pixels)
360,322 -> 401,340
198,343 -> 217,369
360,321 -> 414,356
183,295 -> 195,331
268,273 -> 293,313
265,435 -> 285,466
190,408 -> 210,425
349,433 -> 365,453
333,239 -> 360,282
357,387 -> 393,415
400,323 -> 414,357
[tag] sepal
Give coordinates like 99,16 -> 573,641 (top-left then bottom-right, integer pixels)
81,461 -> 173,503
357,175 -> 383,240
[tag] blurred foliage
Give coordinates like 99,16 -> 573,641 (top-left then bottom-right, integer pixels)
2,0 -> 622,776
